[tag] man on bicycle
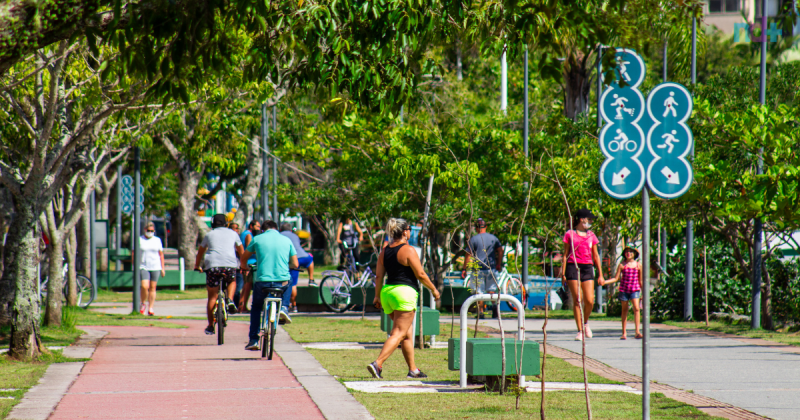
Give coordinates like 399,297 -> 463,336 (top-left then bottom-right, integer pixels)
461,218 -> 504,318
239,220 -> 298,351
195,214 -> 244,335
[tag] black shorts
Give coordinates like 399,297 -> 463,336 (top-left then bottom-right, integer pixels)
564,263 -> 595,282
205,267 -> 236,288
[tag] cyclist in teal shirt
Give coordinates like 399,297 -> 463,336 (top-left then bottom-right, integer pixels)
239,220 -> 298,350
237,219 -> 260,313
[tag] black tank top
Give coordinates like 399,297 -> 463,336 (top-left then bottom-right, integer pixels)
383,243 -> 419,291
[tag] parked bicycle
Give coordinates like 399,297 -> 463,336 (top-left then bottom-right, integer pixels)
40,261 -> 95,309
259,285 -> 287,359
463,268 -> 527,311
319,243 -> 375,313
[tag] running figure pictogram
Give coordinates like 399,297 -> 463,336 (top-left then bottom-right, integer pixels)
662,92 -> 678,117
611,94 -> 635,120
618,59 -> 632,82
657,130 -> 679,154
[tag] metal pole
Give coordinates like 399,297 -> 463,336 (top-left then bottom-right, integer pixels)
661,228 -> 667,276
684,14 -> 697,321
261,103 -> 270,221
522,47 -> 529,289
116,166 -> 122,266
90,190 -> 98,302
133,147 -> 141,312
596,44 -> 604,313
752,0 -> 767,329
419,175 -> 435,349
642,187 -> 651,419
500,45 -> 507,114
272,106 -> 278,223
662,40 -> 668,81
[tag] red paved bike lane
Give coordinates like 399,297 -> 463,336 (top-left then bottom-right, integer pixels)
50,320 -> 324,420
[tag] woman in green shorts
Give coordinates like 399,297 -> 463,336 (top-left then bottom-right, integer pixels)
368,218 -> 440,379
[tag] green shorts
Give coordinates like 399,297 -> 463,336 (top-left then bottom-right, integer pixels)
380,284 -> 418,314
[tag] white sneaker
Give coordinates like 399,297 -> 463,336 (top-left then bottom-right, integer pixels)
584,324 -> 593,338
575,331 -> 584,341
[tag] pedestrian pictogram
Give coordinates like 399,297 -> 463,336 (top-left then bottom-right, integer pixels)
645,82 -> 694,199
121,175 -> 145,214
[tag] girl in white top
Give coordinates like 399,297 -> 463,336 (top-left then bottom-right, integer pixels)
140,222 -> 165,315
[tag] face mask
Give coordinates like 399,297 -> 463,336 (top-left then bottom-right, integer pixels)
583,221 -> 592,230
144,232 -> 154,239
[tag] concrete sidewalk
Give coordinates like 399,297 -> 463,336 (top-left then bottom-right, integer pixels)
48,320 -> 367,420
455,316 -> 800,420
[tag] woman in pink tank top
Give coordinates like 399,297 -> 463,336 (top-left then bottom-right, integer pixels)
561,208 -> 605,342
602,246 -> 643,340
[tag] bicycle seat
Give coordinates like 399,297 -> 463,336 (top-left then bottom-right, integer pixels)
264,287 -> 287,296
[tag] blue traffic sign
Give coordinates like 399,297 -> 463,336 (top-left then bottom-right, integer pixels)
645,82 -> 694,199
120,175 -> 144,214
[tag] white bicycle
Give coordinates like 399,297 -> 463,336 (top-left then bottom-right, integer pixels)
463,268 -> 527,311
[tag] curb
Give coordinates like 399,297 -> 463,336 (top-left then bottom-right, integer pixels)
275,327 -> 374,420
6,328 -> 107,420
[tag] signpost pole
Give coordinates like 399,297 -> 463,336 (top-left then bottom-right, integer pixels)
595,44 -> 603,313
501,45 -> 507,114
642,187 -> 651,420
685,15 -> 697,321
261,103 -> 270,221
91,190 -> 98,302
752,0 -> 767,330
116,166 -> 122,270
133,148 -> 141,313
522,47 -> 529,289
272,106 -> 278,223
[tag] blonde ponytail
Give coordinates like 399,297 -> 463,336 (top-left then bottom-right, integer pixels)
385,218 -> 410,241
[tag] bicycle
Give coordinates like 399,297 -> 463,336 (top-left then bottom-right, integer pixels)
463,268 -> 527,311
40,261 -> 95,309
259,285 -> 287,359
319,243 -> 375,313
196,268 -> 228,345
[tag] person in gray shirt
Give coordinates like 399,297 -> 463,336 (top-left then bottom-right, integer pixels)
195,214 -> 244,335
281,223 -> 316,312
461,218 -> 504,318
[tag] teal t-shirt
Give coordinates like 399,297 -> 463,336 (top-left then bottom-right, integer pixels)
246,229 -> 296,282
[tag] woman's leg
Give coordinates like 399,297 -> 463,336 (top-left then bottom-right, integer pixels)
580,280 -> 595,324
207,286 -> 219,328
375,310 -> 416,368
566,279 -> 582,331
399,311 -> 418,372
621,301 -> 629,338
291,286 -> 297,308
140,278 -> 151,308
148,274 -> 158,309
632,298 -> 642,336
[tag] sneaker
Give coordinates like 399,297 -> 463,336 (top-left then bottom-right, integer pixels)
575,331 -> 584,341
139,303 -> 146,315
367,362 -> 383,379
290,306 -> 298,313
407,369 -> 428,379
279,309 -> 292,325
584,324 -> 593,338
308,280 -> 318,287
204,326 -> 214,335
227,299 -> 238,314
245,340 -> 260,351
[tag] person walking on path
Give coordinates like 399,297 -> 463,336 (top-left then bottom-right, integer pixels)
240,220 -> 298,350
561,208 -> 605,341
336,217 -> 363,264
139,222 -> 165,316
461,218 -> 504,318
368,218 -> 440,379
228,222 -> 245,306
281,223 -> 316,312
195,214 -> 244,335
601,246 -> 643,340
238,219 -> 261,313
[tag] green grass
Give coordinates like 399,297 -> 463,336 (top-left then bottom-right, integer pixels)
94,287 -> 209,303
353,391 -> 723,419
284,315 -> 488,343
664,320 -> 800,347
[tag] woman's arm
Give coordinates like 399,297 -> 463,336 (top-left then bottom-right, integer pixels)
560,243 -> 569,280
592,242 -> 605,283
638,262 -> 644,289
373,249 -> 386,308
603,264 -> 622,286
159,250 -> 166,276
401,247 -> 440,299
354,223 -> 364,242
336,222 -> 343,244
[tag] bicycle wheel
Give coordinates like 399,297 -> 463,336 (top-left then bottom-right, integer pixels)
216,293 -> 225,345
75,275 -> 94,308
261,302 -> 270,358
504,278 -> 527,311
268,312 -> 276,360
319,275 -> 354,313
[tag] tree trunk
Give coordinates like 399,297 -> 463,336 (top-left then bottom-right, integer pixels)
762,258 -> 773,330
324,217 -> 340,265
176,170 -> 203,264
233,136 -> 263,228
4,203 -> 45,359
65,226 -> 78,306
563,54 -> 591,121
96,171 -> 117,271
44,229 -> 64,326
77,210 -> 91,278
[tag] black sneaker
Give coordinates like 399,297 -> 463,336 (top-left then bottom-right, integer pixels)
407,369 -> 428,379
227,299 -> 238,314
367,362 -> 383,379
204,326 -> 214,335
245,340 -> 260,351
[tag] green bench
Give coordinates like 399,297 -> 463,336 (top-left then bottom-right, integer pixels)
380,307 -> 440,335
